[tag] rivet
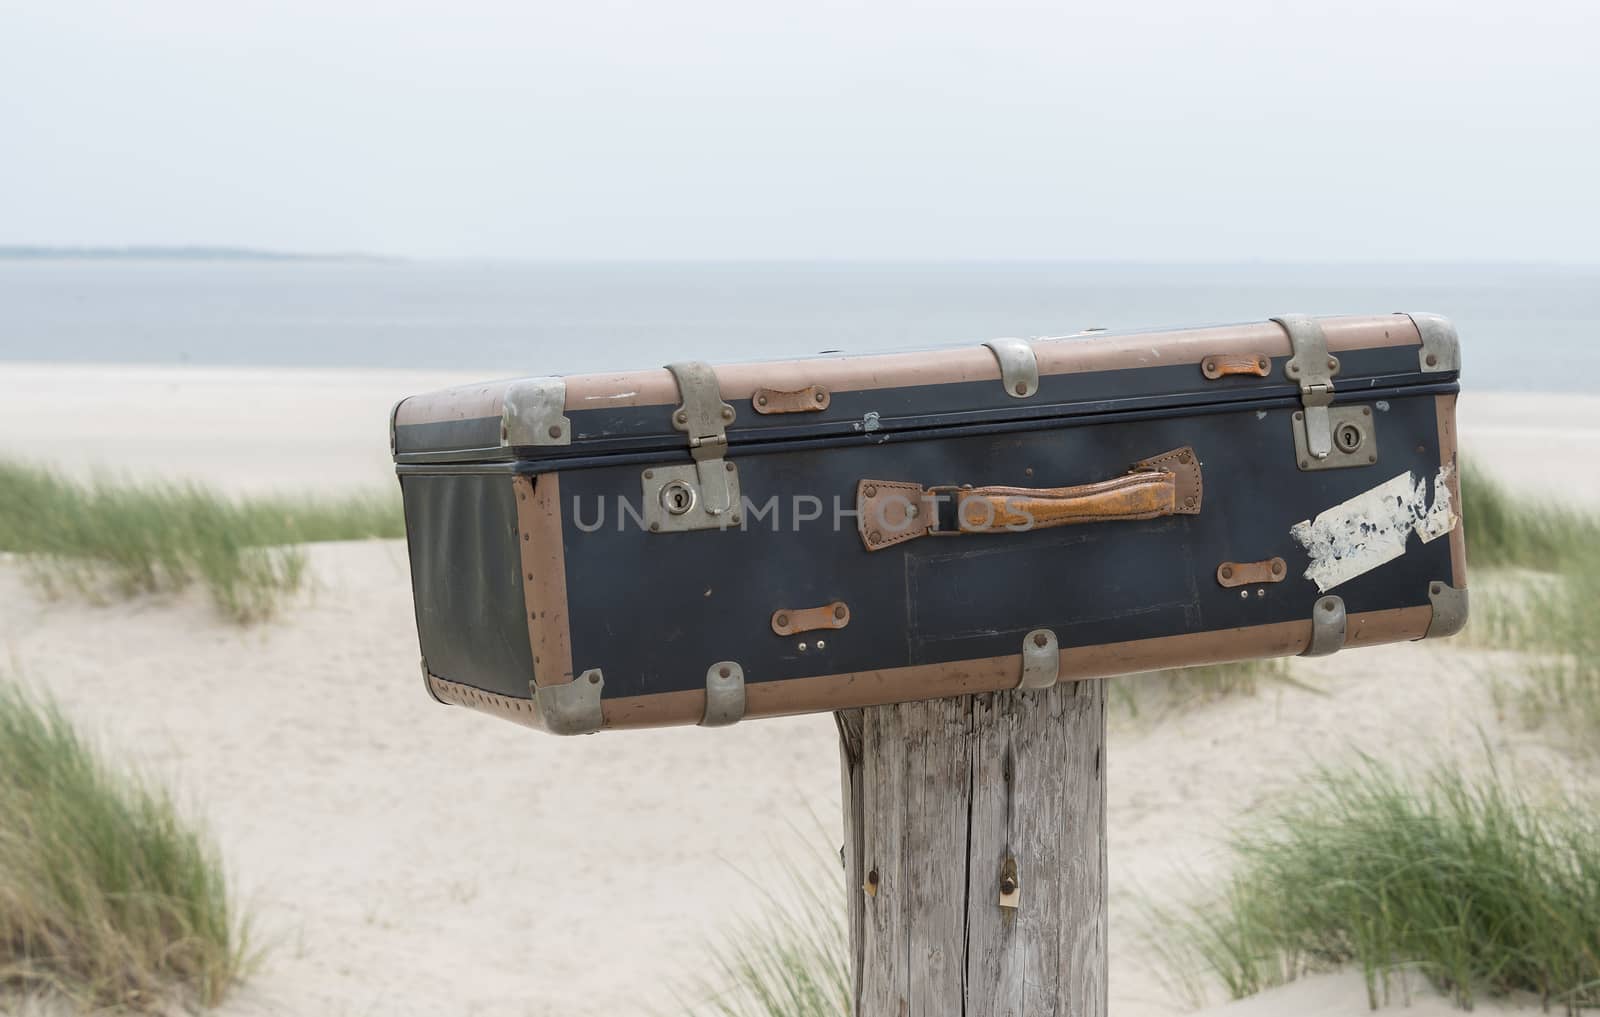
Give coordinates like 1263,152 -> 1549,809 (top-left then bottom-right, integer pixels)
1257,357 -> 1268,370
1032,632 -> 1048,648
1256,588 -> 1264,598
643,470 -> 654,480
869,531 -> 881,544
776,613 -> 790,627
721,406 -> 735,421
725,461 -> 735,471
1203,360 -> 1216,372
1271,560 -> 1284,575
864,484 -> 878,497
526,572 -> 534,581
1178,451 -> 1192,464
1220,565 -> 1234,579
1294,412 -> 1303,422
650,522 -> 660,532
1426,353 -> 1438,367
1368,454 -> 1377,463
815,390 -> 828,403
674,409 -> 688,424
547,425 -> 562,439
798,642 -> 808,652
522,533 -> 530,542
1014,382 -> 1028,396
1185,496 -> 1196,508
1239,590 -> 1249,599
833,604 -> 847,620
718,665 -> 731,679
1024,467 -> 1034,477
1299,460 -> 1309,469
1327,357 -> 1338,370
1363,407 -> 1371,416
815,639 -> 826,649
757,395 -> 769,406
588,673 -> 600,684
1431,582 -> 1443,595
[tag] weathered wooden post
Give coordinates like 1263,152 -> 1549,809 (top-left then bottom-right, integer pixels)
837,681 -> 1106,1017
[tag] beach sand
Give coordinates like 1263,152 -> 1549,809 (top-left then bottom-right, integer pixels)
1,362 -> 1595,1016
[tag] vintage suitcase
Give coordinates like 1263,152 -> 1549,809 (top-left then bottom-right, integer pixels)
392,312 -> 1466,734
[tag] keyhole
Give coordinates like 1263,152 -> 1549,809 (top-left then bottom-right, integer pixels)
660,480 -> 696,516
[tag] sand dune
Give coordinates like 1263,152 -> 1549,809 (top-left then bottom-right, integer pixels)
1,362 -> 1595,1015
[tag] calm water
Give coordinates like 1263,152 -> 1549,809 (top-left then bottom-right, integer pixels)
1,260 -> 1594,390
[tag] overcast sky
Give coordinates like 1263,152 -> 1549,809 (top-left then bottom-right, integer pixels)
2,0 -> 1595,261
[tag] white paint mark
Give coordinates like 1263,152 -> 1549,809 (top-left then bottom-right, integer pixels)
583,391 -> 638,401
1375,400 -> 1390,412
862,411 -> 881,433
1255,409 -> 1268,420
1290,466 -> 1457,592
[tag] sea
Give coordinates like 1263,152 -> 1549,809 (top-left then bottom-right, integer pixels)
1,259 -> 1595,391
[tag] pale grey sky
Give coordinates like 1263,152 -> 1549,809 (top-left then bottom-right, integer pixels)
1,0 -> 1595,260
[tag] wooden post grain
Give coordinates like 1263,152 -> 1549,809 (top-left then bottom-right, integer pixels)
836,680 -> 1107,1017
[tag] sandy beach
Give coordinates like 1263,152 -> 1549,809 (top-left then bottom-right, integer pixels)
1,362 -> 1595,1017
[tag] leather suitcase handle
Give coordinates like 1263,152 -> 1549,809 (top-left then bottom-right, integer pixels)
857,447 -> 1201,551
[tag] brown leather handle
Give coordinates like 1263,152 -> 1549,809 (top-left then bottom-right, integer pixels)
857,447 -> 1201,551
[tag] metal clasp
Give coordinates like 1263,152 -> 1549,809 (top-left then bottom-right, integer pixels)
1274,315 -> 1346,467
666,361 -> 738,517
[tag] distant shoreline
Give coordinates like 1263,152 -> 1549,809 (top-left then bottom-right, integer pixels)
0,245 -> 394,263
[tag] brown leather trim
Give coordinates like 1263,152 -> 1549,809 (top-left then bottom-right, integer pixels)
771,601 -> 851,636
1201,353 -> 1271,379
753,385 -> 831,414
593,606 -> 1431,730
1436,393 -> 1466,589
398,315 -> 1425,424
427,672 -> 543,730
1217,558 -> 1288,587
516,473 -> 574,687
394,379 -> 517,427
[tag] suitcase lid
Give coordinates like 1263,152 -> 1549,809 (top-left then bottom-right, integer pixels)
391,312 -> 1458,467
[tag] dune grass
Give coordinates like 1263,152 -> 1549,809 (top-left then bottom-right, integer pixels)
0,682 -> 251,1011
679,850 -> 849,1017
1460,460 -> 1600,571
1152,759 -> 1600,1014
1460,461 -> 1600,745
0,458 -> 402,622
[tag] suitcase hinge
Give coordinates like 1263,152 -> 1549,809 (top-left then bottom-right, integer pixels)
666,361 -> 738,518
1274,315 -> 1341,462
983,338 -> 1040,399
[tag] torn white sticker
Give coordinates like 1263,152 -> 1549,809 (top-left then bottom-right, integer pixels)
1290,466 -> 1457,592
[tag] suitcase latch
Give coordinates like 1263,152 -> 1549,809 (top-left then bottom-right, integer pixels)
645,362 -> 743,533
1274,315 -> 1376,472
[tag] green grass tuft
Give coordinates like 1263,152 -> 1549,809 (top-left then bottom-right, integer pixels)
0,682 -> 251,1011
1152,759 -> 1600,1013
679,849 -> 850,1017
0,458 -> 402,622
1460,461 -> 1600,571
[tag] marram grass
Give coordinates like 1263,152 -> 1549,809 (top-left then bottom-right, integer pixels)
0,682 -> 251,1011
1463,460 -> 1600,744
1152,759 -> 1600,1014
0,458 -> 402,622
678,849 -> 850,1017
1459,459 -> 1600,571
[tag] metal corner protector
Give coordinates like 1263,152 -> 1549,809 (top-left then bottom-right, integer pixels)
502,377 -> 572,447
1425,581 -> 1469,639
533,670 -> 604,735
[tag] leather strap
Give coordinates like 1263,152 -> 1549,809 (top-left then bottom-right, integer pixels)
857,447 -> 1201,551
